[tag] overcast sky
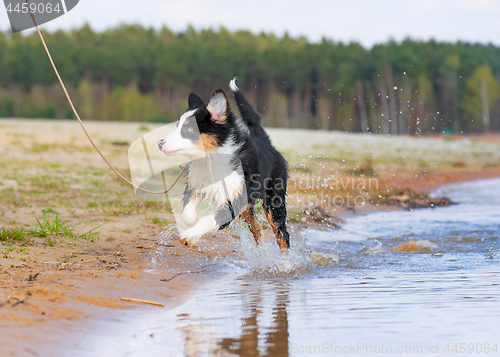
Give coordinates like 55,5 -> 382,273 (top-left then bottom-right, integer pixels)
2,0 -> 500,47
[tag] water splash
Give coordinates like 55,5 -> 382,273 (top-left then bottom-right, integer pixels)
234,223 -> 313,274
149,224 -> 178,271
359,240 -> 383,254
149,222 -> 338,274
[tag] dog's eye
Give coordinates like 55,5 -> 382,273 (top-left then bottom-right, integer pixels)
181,121 -> 198,139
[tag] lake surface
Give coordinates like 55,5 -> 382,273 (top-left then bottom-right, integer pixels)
78,178 -> 500,357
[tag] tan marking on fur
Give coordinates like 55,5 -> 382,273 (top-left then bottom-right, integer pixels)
241,208 -> 262,245
264,209 -> 288,249
264,209 -> 278,235
276,236 -> 289,250
200,133 -> 218,151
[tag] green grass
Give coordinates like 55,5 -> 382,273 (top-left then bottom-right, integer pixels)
149,217 -> 168,225
29,213 -> 102,242
3,245 -> 19,258
286,210 -> 302,223
418,159 -> 429,168
0,227 -> 28,243
1,240 -> 26,258
3,246 -> 17,253
46,236 -> 56,247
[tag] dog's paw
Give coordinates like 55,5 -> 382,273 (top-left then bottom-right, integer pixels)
179,228 -> 202,248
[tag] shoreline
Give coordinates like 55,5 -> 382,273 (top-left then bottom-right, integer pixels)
0,230 -> 244,356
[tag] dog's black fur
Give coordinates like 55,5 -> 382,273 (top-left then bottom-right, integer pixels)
231,83 -> 290,248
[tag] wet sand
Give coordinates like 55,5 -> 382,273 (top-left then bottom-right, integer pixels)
0,226 -> 247,356
1,119 -> 500,355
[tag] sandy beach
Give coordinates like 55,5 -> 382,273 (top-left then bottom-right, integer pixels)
1,119 -> 500,356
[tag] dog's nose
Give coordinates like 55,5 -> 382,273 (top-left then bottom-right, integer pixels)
157,139 -> 165,150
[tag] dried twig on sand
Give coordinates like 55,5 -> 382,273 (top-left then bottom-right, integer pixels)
120,298 -> 164,307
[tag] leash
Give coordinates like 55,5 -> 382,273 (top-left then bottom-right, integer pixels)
25,0 -> 185,195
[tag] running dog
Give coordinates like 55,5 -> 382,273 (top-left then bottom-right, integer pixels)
157,79 -> 290,249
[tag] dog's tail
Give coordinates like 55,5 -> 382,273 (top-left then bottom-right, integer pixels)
229,78 -> 263,129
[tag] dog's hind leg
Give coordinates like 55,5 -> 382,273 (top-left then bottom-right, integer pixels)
240,203 -> 262,245
263,191 -> 290,249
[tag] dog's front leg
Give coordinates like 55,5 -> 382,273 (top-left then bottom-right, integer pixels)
182,193 -> 203,227
179,214 -> 218,247
179,194 -> 245,247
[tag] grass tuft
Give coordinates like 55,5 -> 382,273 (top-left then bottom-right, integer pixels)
149,217 -> 168,225
29,213 -> 101,242
0,227 -> 28,243
2,245 -> 21,258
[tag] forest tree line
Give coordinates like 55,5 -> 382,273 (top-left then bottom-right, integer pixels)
1,24 -> 500,134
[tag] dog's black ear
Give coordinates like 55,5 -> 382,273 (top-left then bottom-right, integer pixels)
207,89 -> 228,124
188,93 -> 205,110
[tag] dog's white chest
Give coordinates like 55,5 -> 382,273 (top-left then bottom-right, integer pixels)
187,155 -> 244,207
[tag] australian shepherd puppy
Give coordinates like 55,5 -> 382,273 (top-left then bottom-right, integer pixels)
157,79 -> 290,249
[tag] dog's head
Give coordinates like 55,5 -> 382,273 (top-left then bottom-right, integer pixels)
158,89 -> 233,159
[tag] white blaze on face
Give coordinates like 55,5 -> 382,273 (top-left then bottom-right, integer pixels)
159,110 -> 206,159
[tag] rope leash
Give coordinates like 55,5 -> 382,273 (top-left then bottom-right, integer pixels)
25,0 -> 185,195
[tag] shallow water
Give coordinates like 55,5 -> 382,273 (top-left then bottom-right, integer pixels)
81,178 -> 500,356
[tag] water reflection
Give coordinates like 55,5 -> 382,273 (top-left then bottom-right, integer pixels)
177,283 -> 290,357
173,269 -> 500,357
217,286 -> 289,357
